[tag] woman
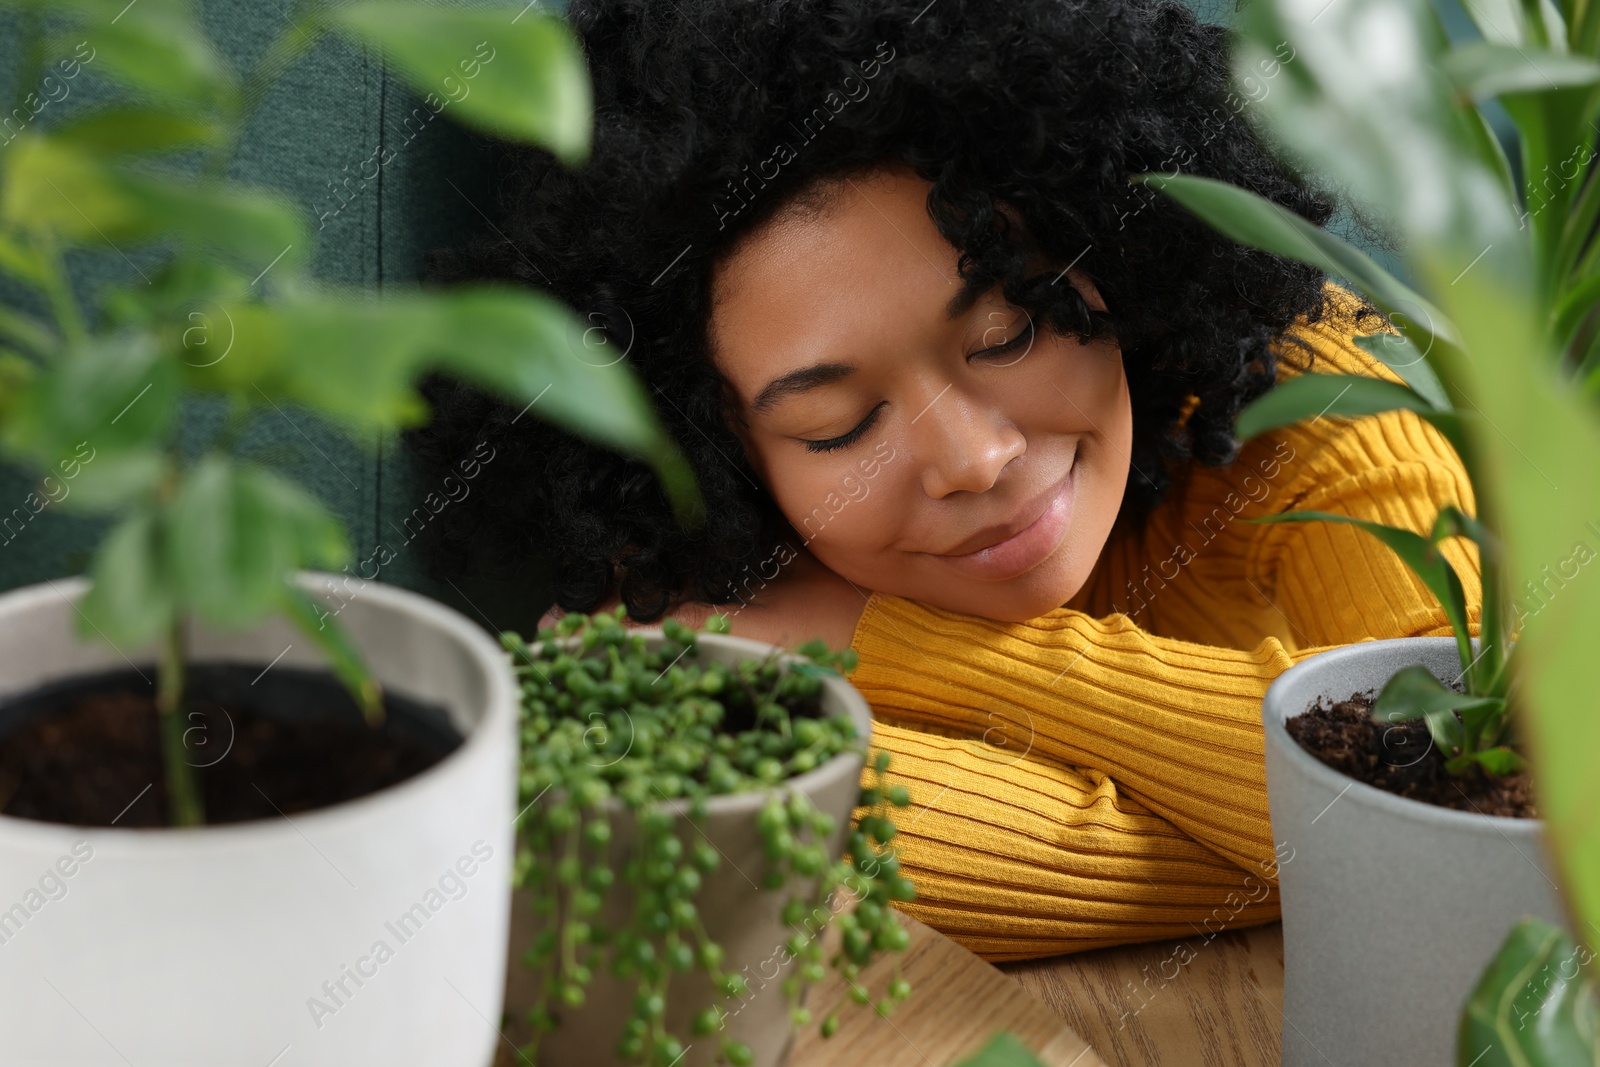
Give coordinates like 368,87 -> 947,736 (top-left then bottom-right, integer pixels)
410,0 -> 1481,961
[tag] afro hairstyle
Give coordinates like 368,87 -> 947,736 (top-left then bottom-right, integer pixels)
406,0 -> 1392,622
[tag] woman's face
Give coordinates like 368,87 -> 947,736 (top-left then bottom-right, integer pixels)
709,163 -> 1132,622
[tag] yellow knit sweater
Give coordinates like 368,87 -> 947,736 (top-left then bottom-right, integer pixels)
844,283 -> 1484,962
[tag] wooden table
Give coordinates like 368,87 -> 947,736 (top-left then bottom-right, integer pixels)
997,922 -> 1285,1067
494,913 -> 1283,1066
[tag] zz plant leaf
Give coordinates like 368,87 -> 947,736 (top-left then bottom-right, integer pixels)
1457,916 -> 1599,1066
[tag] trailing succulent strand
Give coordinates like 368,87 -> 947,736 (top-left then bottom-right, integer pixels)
501,606 -> 916,1067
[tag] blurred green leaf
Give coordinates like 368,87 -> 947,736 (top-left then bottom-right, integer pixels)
277,580 -> 384,727
122,174 -> 306,273
1136,172 -> 1460,349
1,134 -> 148,241
1352,329 -> 1452,409
1457,916 -> 1598,1066
48,107 -> 222,156
0,135 -> 306,269
1471,746 -> 1528,775
1236,373 -> 1440,436
191,286 -> 705,530
78,505 -> 175,648
1440,44 -> 1600,101
56,449 -> 167,512
0,331 -> 179,470
165,456 -> 350,630
47,7 -> 237,111
320,3 -> 591,165
0,232 -> 47,288
0,304 -> 54,355
950,1032 -> 1049,1067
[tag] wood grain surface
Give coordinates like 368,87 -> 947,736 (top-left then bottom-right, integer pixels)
996,922 -> 1285,1067
492,911 -> 1104,1067
790,913 -> 1104,1067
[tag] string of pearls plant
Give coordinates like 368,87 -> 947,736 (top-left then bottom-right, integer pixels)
501,606 -> 918,1067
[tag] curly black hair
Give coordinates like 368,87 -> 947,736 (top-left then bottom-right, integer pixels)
406,0 -> 1391,622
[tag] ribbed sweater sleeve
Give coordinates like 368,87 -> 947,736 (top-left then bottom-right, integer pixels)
845,295 -> 1483,961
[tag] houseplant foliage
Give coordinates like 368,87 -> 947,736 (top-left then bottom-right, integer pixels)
0,0 -> 703,826
1136,0 -> 1600,983
1456,915 -> 1598,1066
503,607 -> 916,1067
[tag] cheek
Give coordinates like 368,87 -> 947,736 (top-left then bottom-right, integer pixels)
761,450 -> 901,556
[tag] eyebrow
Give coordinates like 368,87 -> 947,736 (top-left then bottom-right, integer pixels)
749,281 -> 989,415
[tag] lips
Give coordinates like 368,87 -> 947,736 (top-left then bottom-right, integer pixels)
942,456 -> 1077,558
932,455 -> 1080,582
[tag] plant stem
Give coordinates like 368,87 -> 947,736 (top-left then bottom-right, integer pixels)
157,616 -> 205,827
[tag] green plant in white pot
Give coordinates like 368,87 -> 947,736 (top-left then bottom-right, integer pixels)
0,1 -> 702,1063
1132,0 -> 1600,1061
498,608 -> 917,1067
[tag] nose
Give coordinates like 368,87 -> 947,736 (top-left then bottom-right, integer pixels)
911,381 -> 1027,498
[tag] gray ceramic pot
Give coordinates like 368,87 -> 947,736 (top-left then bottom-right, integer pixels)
1262,636 -> 1569,1067
501,630 -> 874,1067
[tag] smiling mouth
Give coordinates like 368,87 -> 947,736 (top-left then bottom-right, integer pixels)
939,454 -> 1078,558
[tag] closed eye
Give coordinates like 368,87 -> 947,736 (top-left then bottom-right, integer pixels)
974,315 -> 1035,362
801,316 -> 1035,455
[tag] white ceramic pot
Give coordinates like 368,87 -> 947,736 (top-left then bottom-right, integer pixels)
0,571 -> 518,1067
502,630 -> 875,1067
1262,636 -> 1569,1067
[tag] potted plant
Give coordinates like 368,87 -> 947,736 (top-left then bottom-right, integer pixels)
1131,0 -> 1600,1060
495,608 -> 917,1067
0,1 -> 702,1063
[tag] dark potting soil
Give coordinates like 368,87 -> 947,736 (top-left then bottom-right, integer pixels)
1286,693 -> 1536,818
0,663 -> 462,828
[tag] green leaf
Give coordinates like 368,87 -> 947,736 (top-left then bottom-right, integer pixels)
119,173 -> 306,273
49,107 -> 221,156
0,136 -> 306,270
0,331 -> 179,471
1134,173 -> 1459,348
1235,373 -> 1440,439
319,3 -> 591,165
1,134 -> 149,241
277,580 -> 385,726
1455,0 -> 1531,46
1457,916 -> 1599,1066
950,1032 -> 1049,1067
1440,44 -> 1600,100
1246,509 -> 1474,654
1371,663 -> 1503,755
165,456 -> 351,630
0,232 -> 46,288
193,286 -> 705,530
424,287 -> 704,526
47,8 -> 237,111
78,506 -> 175,648
54,449 -> 167,512
1351,332 -> 1452,410
0,303 -> 55,355
1474,746 -> 1528,775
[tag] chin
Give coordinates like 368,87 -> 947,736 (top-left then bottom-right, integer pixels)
916,551 -> 1091,623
